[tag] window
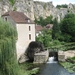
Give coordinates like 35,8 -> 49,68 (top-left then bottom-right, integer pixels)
29,34 -> 31,40
29,26 -> 31,31
5,17 -> 7,21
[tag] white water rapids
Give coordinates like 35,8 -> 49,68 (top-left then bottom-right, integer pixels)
47,56 -> 57,63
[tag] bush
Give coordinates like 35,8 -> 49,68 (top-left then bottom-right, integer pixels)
26,41 -> 44,61
9,0 -> 16,6
0,18 -> 20,75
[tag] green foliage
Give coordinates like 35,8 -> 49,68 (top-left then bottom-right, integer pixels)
51,40 -> 61,46
43,33 -> 51,47
13,7 -> 17,11
34,15 -> 53,26
36,34 -> 43,43
47,41 -> 75,51
71,57 -> 75,60
29,68 -> 39,75
0,19 -> 17,39
56,4 -> 68,9
43,3 -> 47,9
67,57 -> 75,63
36,29 -> 52,48
60,56 -> 75,73
0,18 -> 20,75
34,17 -> 44,26
61,42 -> 75,51
60,62 -> 75,73
52,18 -> 60,40
38,16 -> 45,26
60,13 -> 75,42
9,0 -> 16,6
19,62 -> 39,75
45,15 -> 53,24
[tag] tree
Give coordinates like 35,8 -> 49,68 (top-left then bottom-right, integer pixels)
36,29 -> 52,48
26,41 -> 44,61
44,15 -> 53,25
56,4 -> 68,9
34,17 -> 39,24
60,13 -> 75,42
34,15 -> 53,27
39,16 -> 45,26
34,16 -> 45,26
0,18 -> 20,75
52,18 -> 60,40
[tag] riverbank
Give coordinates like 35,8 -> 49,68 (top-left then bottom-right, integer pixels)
13,56 -> 75,75
19,62 -> 44,75
59,57 -> 75,73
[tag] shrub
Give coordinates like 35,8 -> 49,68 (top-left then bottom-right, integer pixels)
0,18 -> 20,75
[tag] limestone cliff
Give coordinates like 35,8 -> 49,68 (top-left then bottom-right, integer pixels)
0,0 -> 75,21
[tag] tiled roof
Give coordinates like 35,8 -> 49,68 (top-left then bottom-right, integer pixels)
45,24 -> 53,29
35,25 -> 43,33
2,11 -> 34,24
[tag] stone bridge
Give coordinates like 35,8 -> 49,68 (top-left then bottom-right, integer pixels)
34,50 -> 49,63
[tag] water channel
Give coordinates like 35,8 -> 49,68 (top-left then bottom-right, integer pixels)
38,57 -> 75,75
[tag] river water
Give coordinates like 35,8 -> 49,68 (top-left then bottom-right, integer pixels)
38,57 -> 75,75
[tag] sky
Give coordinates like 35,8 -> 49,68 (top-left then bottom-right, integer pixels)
33,0 -> 75,6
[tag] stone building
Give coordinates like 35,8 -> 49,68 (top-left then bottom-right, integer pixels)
2,11 -> 35,59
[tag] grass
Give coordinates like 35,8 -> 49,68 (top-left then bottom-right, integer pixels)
47,42 -> 75,52
0,62 -> 39,75
19,62 -> 40,75
0,70 -> 2,75
60,62 -> 75,73
59,57 -> 75,73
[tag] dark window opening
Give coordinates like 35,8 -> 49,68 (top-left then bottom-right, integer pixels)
29,34 -> 31,40
5,17 -> 7,21
29,26 -> 31,31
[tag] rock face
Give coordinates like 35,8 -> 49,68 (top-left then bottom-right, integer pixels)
0,0 -> 75,21
14,0 -> 34,20
33,1 -> 67,21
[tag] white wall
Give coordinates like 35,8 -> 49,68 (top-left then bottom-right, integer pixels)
16,23 -> 35,59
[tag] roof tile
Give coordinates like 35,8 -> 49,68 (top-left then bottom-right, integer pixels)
2,11 -> 34,24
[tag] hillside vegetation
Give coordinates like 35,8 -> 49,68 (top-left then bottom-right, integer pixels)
36,13 -> 75,50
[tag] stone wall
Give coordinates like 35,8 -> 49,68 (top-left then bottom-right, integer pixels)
58,50 -> 75,62
58,51 -> 65,61
64,50 -> 75,59
34,50 -> 49,63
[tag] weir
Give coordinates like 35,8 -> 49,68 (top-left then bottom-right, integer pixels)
33,48 -> 58,63
47,56 -> 57,63
34,50 -> 49,63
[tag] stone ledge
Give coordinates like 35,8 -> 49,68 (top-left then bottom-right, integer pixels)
34,50 -> 49,63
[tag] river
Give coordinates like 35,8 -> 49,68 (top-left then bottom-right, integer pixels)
38,57 -> 75,75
